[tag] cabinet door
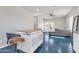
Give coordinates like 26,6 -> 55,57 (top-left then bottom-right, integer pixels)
31,32 -> 43,52
73,33 -> 79,52
32,32 -> 43,46
74,41 -> 79,52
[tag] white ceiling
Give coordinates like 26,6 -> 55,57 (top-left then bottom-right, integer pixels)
22,6 -> 74,17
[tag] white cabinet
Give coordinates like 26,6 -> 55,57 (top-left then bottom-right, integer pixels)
17,30 -> 43,53
73,33 -> 79,52
0,40 -> 2,46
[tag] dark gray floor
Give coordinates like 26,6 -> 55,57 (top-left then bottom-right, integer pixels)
35,32 -> 73,53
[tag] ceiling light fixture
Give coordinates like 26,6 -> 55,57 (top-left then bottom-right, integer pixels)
36,8 -> 39,12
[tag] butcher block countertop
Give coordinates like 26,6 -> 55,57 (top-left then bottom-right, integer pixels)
17,29 -> 42,33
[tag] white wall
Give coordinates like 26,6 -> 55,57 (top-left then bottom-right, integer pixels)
0,7 -> 35,45
37,16 -> 44,30
45,17 -> 67,30
68,17 -> 74,32
66,7 -> 79,31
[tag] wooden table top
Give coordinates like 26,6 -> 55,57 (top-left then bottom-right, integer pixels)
9,37 -> 25,45
17,29 -> 42,33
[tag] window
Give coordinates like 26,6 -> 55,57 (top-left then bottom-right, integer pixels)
73,16 -> 79,33
44,22 -> 55,32
76,16 -> 79,32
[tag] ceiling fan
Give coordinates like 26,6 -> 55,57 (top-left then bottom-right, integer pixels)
43,12 -> 56,19
49,12 -> 56,17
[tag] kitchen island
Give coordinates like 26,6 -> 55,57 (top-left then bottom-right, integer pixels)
17,29 -> 43,53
